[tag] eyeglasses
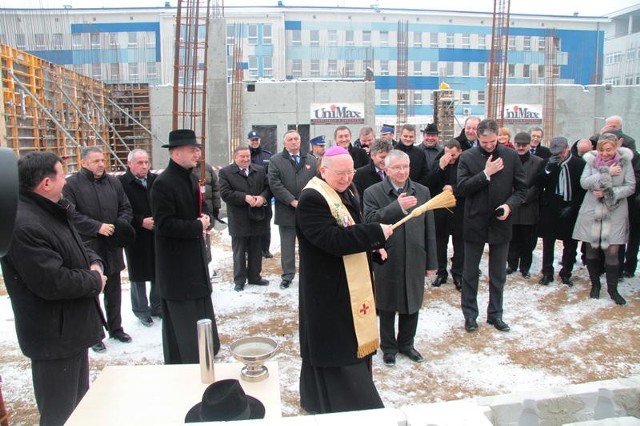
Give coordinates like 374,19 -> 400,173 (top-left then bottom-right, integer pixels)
327,168 -> 356,177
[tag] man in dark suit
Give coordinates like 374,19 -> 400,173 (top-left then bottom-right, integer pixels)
335,126 -> 369,169
457,119 -> 526,333
394,124 -> 430,185
118,148 -> 161,327
151,129 -> 220,363
219,145 -> 272,291
353,139 -> 393,204
419,123 -> 443,173
529,126 -> 551,159
536,137 -> 586,286
268,130 -> 317,289
248,129 -> 274,258
507,133 -> 544,279
454,116 -> 481,151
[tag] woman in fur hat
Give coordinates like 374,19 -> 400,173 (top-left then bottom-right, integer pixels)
573,133 -> 636,305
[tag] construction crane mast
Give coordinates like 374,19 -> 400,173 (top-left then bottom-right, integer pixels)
487,0 -> 511,126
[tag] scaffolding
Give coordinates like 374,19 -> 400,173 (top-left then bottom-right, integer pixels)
487,0 -> 511,126
396,20 -> 409,127
1,43 -> 153,172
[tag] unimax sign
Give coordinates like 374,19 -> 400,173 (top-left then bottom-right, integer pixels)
503,104 -> 543,124
310,103 -> 365,124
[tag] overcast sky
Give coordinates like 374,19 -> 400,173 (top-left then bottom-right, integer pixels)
5,0 -> 639,15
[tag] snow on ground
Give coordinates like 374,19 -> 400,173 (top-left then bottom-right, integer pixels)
1,223 -> 639,425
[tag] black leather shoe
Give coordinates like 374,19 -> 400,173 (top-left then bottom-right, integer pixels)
262,250 -> 273,259
453,277 -> 462,292
111,331 -> 132,343
234,283 -> 245,292
621,270 -> 634,279
383,353 -> 396,366
91,341 -> 106,353
248,278 -> 269,286
506,266 -> 515,275
139,317 -> 153,327
279,280 -> 291,289
400,347 -> 424,363
464,318 -> 478,332
431,275 -> 447,287
538,275 -> 553,286
521,271 -> 531,279
560,276 -> 574,287
487,318 -> 510,332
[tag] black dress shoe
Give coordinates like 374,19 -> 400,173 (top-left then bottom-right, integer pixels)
506,266 -> 515,275
262,250 -> 274,259
560,276 -> 574,287
111,331 -> 132,343
234,283 -> 245,291
538,275 -> 553,286
91,341 -> 106,353
452,277 -> 462,291
279,279 -> 291,289
383,353 -> 396,366
248,278 -> 269,286
521,271 -> 531,279
139,317 -> 153,327
487,318 -> 510,332
400,347 -> 424,363
431,275 -> 447,287
464,318 -> 478,332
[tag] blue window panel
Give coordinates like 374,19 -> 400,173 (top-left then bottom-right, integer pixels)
375,105 -> 397,115
70,22 -> 161,62
408,49 -> 442,62
375,76 -> 441,90
255,45 -> 274,56
438,48 -> 489,63
28,50 -> 74,64
284,20 -> 301,30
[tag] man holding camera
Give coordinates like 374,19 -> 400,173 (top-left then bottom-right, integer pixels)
457,119 -> 526,333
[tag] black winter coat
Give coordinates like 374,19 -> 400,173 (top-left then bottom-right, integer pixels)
394,143 -> 430,185
151,160 -> 212,301
1,191 -> 104,360
457,145 -> 527,243
511,153 -> 544,226
426,151 -> 465,238
353,161 -> 384,206
118,169 -> 157,281
348,144 -> 369,169
63,168 -> 133,275
296,183 -> 385,367
219,163 -> 272,237
536,155 -> 586,240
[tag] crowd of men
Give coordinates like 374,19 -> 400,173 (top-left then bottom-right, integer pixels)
2,114 -> 637,424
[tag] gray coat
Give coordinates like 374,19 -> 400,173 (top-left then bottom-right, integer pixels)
363,178 -> 437,315
267,150 -> 317,226
572,147 -> 636,248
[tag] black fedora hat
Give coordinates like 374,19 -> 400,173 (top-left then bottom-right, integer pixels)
185,379 -> 265,423
162,129 -> 201,148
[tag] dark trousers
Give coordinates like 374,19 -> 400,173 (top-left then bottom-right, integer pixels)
461,241 -> 508,321
131,281 -> 162,319
621,220 -> 640,275
31,351 -> 89,426
162,296 -> 220,364
436,231 -> 464,280
261,230 -> 271,252
104,272 -> 123,335
378,309 -> 419,355
231,235 -> 263,285
278,225 -> 297,280
507,224 -> 537,273
541,237 -> 578,278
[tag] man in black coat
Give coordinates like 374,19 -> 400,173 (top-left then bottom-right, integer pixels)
335,125 -> 369,169
150,129 -> 221,364
454,116 -> 481,151
457,119 -> 526,333
63,146 -> 133,352
529,126 -> 552,159
419,123 -> 443,173
536,137 -> 586,286
219,145 -> 272,291
353,139 -> 393,205
394,124 -> 430,185
296,146 -> 392,414
426,139 -> 465,290
248,129 -> 274,258
1,152 -> 106,426
118,148 -> 161,327
507,133 -> 544,279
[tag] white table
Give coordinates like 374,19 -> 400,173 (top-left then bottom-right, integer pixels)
65,361 -> 281,425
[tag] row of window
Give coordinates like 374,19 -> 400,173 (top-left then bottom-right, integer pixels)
605,47 -> 640,64
605,75 -> 640,85
73,61 -> 158,82
0,32 -> 156,51
377,89 -> 486,105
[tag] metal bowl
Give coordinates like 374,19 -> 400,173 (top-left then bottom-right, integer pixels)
229,336 -> 278,382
